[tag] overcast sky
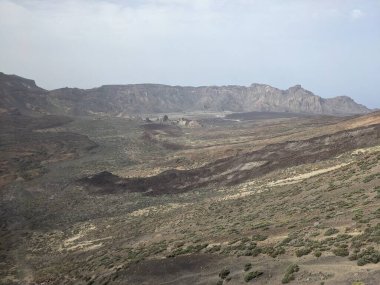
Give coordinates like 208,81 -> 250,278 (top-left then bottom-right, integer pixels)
0,0 -> 379,108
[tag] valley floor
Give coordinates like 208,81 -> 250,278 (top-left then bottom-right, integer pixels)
1,111 -> 380,285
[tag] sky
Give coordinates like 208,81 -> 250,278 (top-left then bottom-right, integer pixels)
0,0 -> 379,108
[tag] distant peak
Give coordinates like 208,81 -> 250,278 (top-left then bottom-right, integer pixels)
250,83 -> 268,87
0,72 -> 41,90
288,84 -> 303,90
334,95 -> 353,100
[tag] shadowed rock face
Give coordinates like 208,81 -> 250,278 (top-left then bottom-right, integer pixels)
79,123 -> 380,196
0,72 -> 51,115
0,72 -> 370,116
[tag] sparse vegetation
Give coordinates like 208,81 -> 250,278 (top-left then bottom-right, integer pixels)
244,263 -> 252,272
263,246 -> 285,258
332,247 -> 349,257
356,247 -> 380,266
1,96 -> 379,285
324,228 -> 339,236
244,271 -> 263,282
219,269 -> 230,279
295,247 -> 312,257
282,264 -> 299,284
251,234 -> 268,241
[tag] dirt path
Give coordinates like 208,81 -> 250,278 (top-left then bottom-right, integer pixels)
267,163 -> 350,187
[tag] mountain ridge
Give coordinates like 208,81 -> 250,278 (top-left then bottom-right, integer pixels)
0,72 -> 370,116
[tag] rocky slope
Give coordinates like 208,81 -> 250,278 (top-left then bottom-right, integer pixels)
0,72 -> 370,116
79,122 -> 380,196
0,72 -> 56,115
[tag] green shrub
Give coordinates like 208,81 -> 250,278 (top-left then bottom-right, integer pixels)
349,253 -> 358,260
324,228 -> 339,236
375,189 -> 380,199
363,174 -> 378,183
310,231 -> 319,237
242,247 -> 261,257
282,264 -> 299,284
206,245 -> 221,253
286,264 -> 299,274
263,246 -> 285,258
295,247 -> 311,257
357,258 -> 367,266
219,269 -> 230,279
279,237 -> 292,246
244,263 -> 252,272
282,273 -> 295,284
244,271 -> 263,282
356,247 -> 380,266
314,250 -> 322,258
252,234 -> 268,241
332,247 -> 349,257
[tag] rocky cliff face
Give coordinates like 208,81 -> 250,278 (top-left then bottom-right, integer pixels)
0,72 -> 370,116
0,72 -> 56,114
50,83 -> 369,116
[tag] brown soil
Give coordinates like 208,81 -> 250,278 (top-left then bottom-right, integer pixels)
0,113 -> 97,187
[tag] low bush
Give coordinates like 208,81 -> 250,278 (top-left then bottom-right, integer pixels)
295,247 -> 311,257
244,263 -> 252,272
252,234 -> 268,241
206,245 -> 221,253
356,247 -> 380,266
324,228 -> 339,236
244,271 -> 263,282
282,264 -> 299,284
332,247 -> 349,257
219,269 -> 230,279
263,246 -> 285,258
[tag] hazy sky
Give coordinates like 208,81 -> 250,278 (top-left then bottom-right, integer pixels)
0,0 -> 379,108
